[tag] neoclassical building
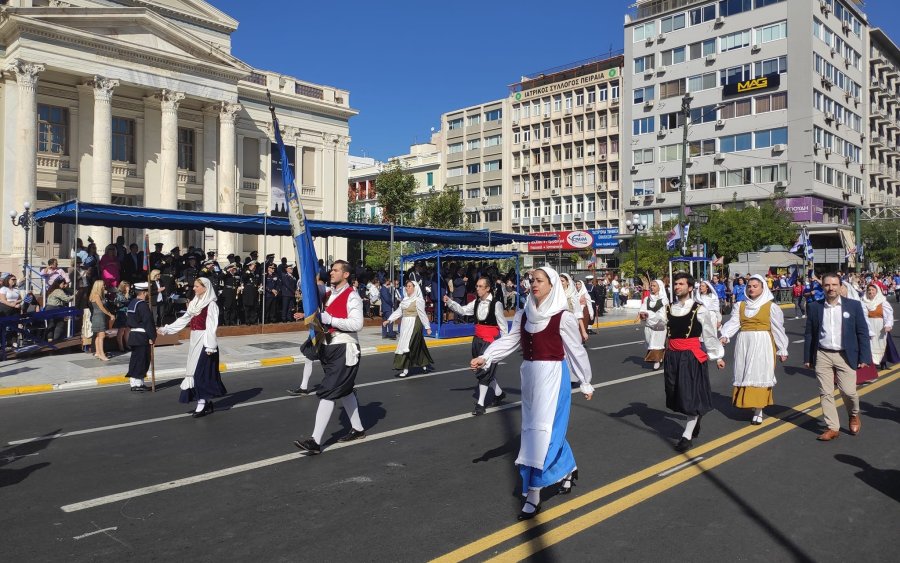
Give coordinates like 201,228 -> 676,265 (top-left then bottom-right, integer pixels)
0,0 -> 354,274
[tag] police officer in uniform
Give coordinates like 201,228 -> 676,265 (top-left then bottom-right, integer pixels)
126,282 -> 156,392
241,261 -> 261,324
264,262 -> 281,323
149,242 -> 166,271
220,262 -> 241,326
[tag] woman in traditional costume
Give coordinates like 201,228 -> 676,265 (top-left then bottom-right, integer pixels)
639,279 -> 668,370
861,282 -> 894,371
384,280 -> 433,378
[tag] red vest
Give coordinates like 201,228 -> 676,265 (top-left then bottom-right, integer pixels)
189,305 -> 208,330
521,311 -> 565,361
324,286 -> 353,333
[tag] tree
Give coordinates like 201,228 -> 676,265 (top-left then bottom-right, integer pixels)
618,227 -> 676,281
363,240 -> 391,271
416,185 -> 465,229
375,161 -> 418,224
698,203 -> 794,264
862,219 -> 900,270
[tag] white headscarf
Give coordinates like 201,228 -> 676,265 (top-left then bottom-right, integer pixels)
575,279 -> 594,308
694,279 -> 719,312
861,282 -> 886,311
648,279 -> 669,308
524,266 -> 567,325
398,279 -> 424,310
559,273 -> 578,313
185,276 -> 217,318
743,274 -> 774,313
842,280 -> 861,302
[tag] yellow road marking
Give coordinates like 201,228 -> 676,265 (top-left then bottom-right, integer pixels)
96,376 -> 129,385
485,371 -> 900,562
258,357 -> 295,367
434,368 -> 900,562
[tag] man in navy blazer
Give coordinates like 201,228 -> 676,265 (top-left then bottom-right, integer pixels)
803,272 -> 871,441
379,278 -> 396,339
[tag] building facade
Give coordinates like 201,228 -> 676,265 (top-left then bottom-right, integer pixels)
623,0 -> 867,253
0,0 -> 355,273
868,28 -> 900,209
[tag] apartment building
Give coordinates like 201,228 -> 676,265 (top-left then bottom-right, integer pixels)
868,28 -> 900,209
623,0 -> 868,241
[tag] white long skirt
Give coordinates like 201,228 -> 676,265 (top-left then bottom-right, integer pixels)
869,316 -> 887,364
731,331 -> 777,388
394,315 -> 418,355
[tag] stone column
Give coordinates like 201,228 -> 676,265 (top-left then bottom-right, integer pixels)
156,89 -> 184,250
201,106 -> 219,252
5,60 -> 44,258
217,101 -> 241,258
88,76 -> 118,248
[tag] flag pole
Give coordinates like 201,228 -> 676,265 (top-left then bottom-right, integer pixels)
144,233 -> 156,392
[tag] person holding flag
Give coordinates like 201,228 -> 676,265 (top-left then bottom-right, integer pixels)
125,282 -> 155,392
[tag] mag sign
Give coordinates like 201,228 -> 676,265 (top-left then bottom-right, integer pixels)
528,229 -> 619,251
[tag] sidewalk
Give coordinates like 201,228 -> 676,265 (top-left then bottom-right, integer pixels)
0,308 -> 640,396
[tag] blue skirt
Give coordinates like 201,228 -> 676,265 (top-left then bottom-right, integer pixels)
179,351 -> 227,403
518,361 -> 577,494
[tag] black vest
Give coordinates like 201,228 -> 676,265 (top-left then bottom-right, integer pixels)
666,302 -> 702,339
474,296 -> 499,326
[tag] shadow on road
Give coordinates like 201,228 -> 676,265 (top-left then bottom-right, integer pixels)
0,428 -> 59,488
622,355 -> 647,368
834,454 -> 900,503
216,387 -> 263,409
861,401 -> 900,424
607,401 -> 685,441
783,365 -> 816,379
328,400 -> 387,444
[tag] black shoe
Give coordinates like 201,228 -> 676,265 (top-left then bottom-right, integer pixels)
130,385 -> 148,392
692,418 -> 702,439
286,387 -> 311,396
472,404 -> 486,416
558,469 -> 579,495
192,402 -> 214,418
338,429 -> 366,442
492,392 -> 507,406
517,500 -> 541,521
675,437 -> 693,452
294,438 -> 321,454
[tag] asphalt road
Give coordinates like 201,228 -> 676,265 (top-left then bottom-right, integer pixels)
1,315 -> 898,562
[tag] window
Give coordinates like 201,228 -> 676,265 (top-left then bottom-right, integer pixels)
484,134 -> 501,147
633,86 -> 655,104
485,109 -> 502,121
689,138 -> 716,156
660,78 -> 686,99
564,145 -> 573,160
754,0 -> 784,6
659,144 -> 683,162
466,212 -> 480,224
758,21 -> 787,43
754,56 -> 787,77
661,13 -> 686,33
755,91 -> 787,113
632,148 -> 654,164
690,172 -> 717,190
485,185 -> 501,197
447,166 -> 463,177
719,167 -> 752,187
632,117 -> 655,135
466,114 -> 481,126
426,172 -> 434,186
448,118 -> 463,130
553,96 -> 562,112
37,104 -> 68,155
633,21 -> 656,42
634,54 -> 655,73
754,163 -> 787,183
719,132 -> 752,152
467,163 -> 481,175
576,92 -> 584,106
754,127 -> 788,148
690,104 -> 718,123
587,90 -> 596,104
484,159 -> 502,171
466,139 -> 480,151
565,95 -> 573,110
111,117 -> 135,163
718,0 -> 752,17
690,4 -> 716,25
177,127 -> 195,170
661,46 -> 687,66
688,72 -> 717,92
586,115 -> 595,131
660,111 -> 685,130
484,210 -> 502,223
719,98 -> 752,119
564,120 -> 572,135
633,179 -> 655,196
576,144 -> 584,158
720,29 -> 751,52
598,88 -> 608,102
448,142 -> 463,154
575,118 -> 583,133
720,64 -> 751,86
467,188 -> 481,199
689,39 -> 716,60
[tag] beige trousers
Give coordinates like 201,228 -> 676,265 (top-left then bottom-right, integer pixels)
815,350 -> 860,431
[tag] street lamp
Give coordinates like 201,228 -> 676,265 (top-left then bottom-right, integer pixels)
9,201 -> 36,295
687,209 -> 710,276
625,217 -> 648,284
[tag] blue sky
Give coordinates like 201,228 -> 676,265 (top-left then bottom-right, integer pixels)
217,0 -> 899,161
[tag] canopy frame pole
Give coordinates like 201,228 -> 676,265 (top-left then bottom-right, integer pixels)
389,223 -> 394,291
70,200 -> 79,339
262,214 -> 267,331
435,255 -> 442,338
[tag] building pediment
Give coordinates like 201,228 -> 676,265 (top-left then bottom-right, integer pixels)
49,0 -> 238,33
0,7 -> 251,79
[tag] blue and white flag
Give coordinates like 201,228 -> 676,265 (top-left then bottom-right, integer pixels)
789,232 -> 804,253
665,223 -> 682,250
803,227 -> 814,262
268,94 -> 322,343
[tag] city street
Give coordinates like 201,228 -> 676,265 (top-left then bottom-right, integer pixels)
1,316 -> 898,562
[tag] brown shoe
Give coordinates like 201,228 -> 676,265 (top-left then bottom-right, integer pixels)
849,415 -> 861,435
817,429 -> 840,441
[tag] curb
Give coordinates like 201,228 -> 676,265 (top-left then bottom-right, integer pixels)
0,314 -> 643,397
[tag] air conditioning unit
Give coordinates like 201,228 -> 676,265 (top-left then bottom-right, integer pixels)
630,165 -> 639,173
585,104 -> 593,111
825,112 -> 835,122
844,57 -> 852,68
657,129 -> 666,138
512,120 -> 518,126
521,166 -> 529,173
481,196 -> 488,204
705,54 -> 716,64
820,0 -> 831,15
830,48 -> 837,57
630,197 -> 641,204
644,68 -> 654,78
645,35 -> 655,45
521,143 -> 529,149
598,183 -> 607,190
611,99 -> 620,106
842,21 -> 851,33
751,44 -> 761,52
644,100 -> 655,108
542,139 -> 550,145
541,216 -> 550,223
774,180 -> 788,190
657,33 -> 666,42
814,142 -> 823,152
520,191 -> 529,198
715,119 -> 726,127
845,157 -> 852,165
565,108 -> 573,115
772,144 -> 786,153
843,90 -> 852,100
551,188 -> 560,196
511,217 -> 520,225
711,203 -> 723,210
715,16 -> 725,26
599,154 -> 607,161
656,66 -> 667,75
821,75 -> 833,87
573,213 -> 583,221
853,96 -> 861,106
714,152 -> 724,161
686,156 -> 695,165
825,147 -> 833,155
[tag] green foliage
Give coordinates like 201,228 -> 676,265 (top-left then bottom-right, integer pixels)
363,240 -> 392,271
416,185 -> 466,229
619,227 -> 676,280
862,219 -> 900,270
375,162 -> 418,224
698,203 -> 795,263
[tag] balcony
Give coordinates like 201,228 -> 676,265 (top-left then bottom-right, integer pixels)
111,162 -> 137,177
241,178 -> 260,191
178,170 -> 198,185
36,154 -> 71,170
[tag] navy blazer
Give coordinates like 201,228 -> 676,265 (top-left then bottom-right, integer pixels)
804,298 -> 872,368
379,285 -> 394,313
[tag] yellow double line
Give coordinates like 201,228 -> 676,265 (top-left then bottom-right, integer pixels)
434,367 -> 900,562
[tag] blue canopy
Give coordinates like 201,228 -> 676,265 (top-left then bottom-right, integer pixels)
400,249 -> 519,262
33,201 -> 544,246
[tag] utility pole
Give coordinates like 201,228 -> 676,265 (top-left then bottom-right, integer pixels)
679,93 -> 692,254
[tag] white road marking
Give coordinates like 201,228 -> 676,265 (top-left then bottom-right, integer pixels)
657,457 -> 705,477
73,527 -> 118,540
590,340 -> 644,350
2,452 -> 40,462
59,370 -> 661,513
